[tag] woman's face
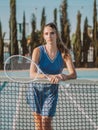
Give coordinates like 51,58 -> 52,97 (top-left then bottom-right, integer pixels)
43,26 -> 57,45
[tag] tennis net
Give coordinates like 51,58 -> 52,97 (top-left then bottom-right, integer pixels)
0,79 -> 98,130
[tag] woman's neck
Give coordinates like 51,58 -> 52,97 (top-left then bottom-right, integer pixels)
45,44 -> 58,60
45,43 -> 58,53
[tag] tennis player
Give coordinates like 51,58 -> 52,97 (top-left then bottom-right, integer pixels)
26,22 -> 77,130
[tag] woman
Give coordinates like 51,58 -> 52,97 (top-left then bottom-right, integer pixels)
27,22 -> 77,130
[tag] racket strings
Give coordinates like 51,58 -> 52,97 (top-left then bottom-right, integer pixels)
4,55 -> 49,83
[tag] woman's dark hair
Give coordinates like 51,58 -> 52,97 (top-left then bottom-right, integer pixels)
44,22 -> 69,57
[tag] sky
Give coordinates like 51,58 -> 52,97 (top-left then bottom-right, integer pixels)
0,0 -> 98,40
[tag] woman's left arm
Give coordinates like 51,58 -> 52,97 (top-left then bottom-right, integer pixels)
61,54 -> 77,80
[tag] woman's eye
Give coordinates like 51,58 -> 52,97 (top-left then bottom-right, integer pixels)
45,32 -> 48,35
50,32 -> 55,35
44,32 -> 55,35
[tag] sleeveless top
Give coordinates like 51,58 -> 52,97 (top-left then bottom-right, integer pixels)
38,45 -> 64,74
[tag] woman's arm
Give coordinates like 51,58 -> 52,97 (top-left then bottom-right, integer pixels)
47,54 -> 77,83
61,54 -> 77,81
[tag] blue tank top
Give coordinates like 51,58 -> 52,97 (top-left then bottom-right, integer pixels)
38,45 -> 64,74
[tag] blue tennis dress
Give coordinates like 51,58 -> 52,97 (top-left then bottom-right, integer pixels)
26,45 -> 64,117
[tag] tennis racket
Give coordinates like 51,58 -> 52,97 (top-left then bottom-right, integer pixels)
4,55 -> 50,83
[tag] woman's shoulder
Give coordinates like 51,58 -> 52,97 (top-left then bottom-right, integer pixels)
33,46 -> 40,53
33,45 -> 43,51
38,45 -> 45,50
32,45 -> 44,57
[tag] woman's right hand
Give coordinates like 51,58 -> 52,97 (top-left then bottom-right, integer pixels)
48,74 -> 62,84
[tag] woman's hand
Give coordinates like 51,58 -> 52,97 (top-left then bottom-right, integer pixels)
48,74 -> 67,84
48,75 -> 60,84
56,74 -> 68,81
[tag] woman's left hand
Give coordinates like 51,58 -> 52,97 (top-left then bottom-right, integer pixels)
56,74 -> 67,81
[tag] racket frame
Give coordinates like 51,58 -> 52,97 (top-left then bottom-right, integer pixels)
4,55 -> 49,83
